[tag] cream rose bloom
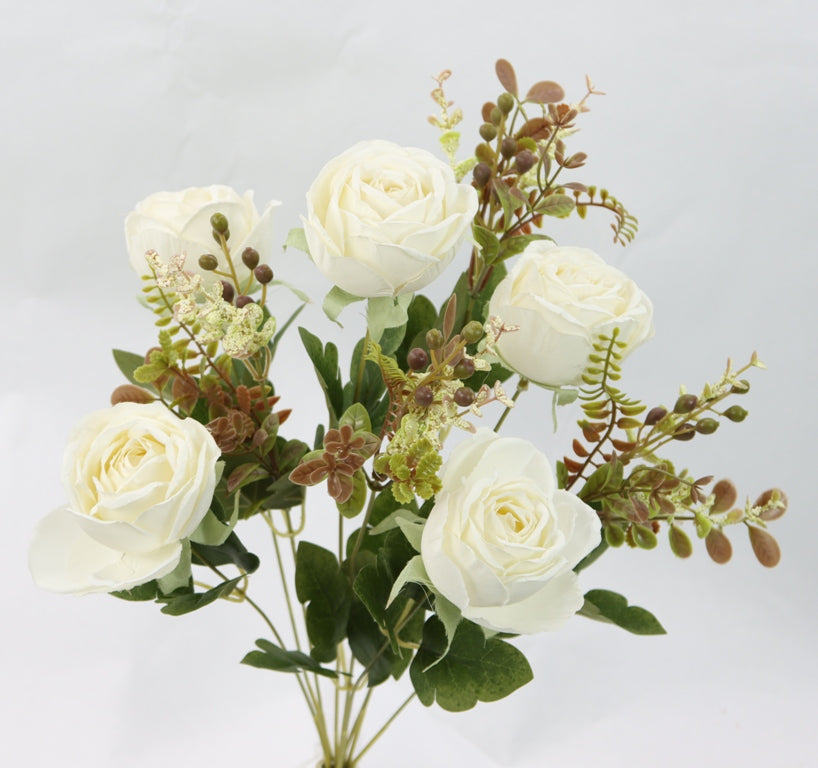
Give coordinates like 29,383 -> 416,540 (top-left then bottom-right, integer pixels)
29,403 -> 221,595
125,185 -> 280,287
421,430 -> 600,634
488,243 -> 654,387
302,140 -> 478,297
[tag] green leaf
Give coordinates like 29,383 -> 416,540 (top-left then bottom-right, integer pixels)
284,227 -> 308,253
535,194 -> 575,218
472,224 -> 500,263
336,470 -> 368,519
190,532 -> 260,574
346,600 -> 398,687
394,294 -> 438,371
495,233 -> 553,264
190,492 -> 239,547
156,540 -> 192,595
573,539 -> 609,573
366,294 -> 412,345
343,338 -> 388,432
111,580 -> 159,601
298,327 -> 344,425
295,542 -> 352,662
112,349 -> 146,386
338,403 -> 372,434
241,639 -> 339,678
323,285 -> 361,326
159,575 -> 243,616
578,589 -> 666,635
410,618 -> 533,711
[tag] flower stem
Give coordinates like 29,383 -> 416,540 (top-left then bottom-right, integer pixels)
493,377 -> 527,432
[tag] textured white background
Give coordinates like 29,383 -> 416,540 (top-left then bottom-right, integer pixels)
2,0 -> 816,766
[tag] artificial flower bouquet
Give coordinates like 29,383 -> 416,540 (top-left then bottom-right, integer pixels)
30,60 -> 787,767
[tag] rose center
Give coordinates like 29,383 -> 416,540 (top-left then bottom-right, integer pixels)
497,504 -> 525,534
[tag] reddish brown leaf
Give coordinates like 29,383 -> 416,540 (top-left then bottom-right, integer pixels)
526,80 -> 565,104
495,59 -> 518,95
516,117 -> 552,141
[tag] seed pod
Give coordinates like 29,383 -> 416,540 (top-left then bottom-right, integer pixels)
479,123 -> 498,141
500,137 -> 517,158
453,358 -> 475,379
668,525 -> 693,558
220,280 -> 235,304
407,347 -> 428,371
462,320 -> 484,344
605,524 -> 626,548
497,92 -> 515,114
254,264 -> 274,284
731,379 -> 751,394
198,253 -> 219,271
414,385 -> 434,407
672,423 -> 696,441
425,329 -> 444,350
210,212 -> 229,234
236,295 -> 255,309
748,526 -> 781,567
489,106 -> 503,126
695,418 -> 719,434
241,247 -> 260,269
110,384 -> 155,406
673,393 -> 698,414
472,162 -> 491,187
711,479 -> 738,513
475,143 -> 495,164
755,488 -> 788,521
724,405 -> 748,422
454,387 -> 475,407
644,406 -> 667,426
705,528 -> 732,564
514,149 -> 537,174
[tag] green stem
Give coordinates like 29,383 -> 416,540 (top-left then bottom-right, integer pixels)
353,329 -> 371,405
348,490 -> 377,575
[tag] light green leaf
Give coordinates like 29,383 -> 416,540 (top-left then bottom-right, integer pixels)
112,349 -> 146,386
270,278 -> 311,304
578,589 -> 666,635
387,554 -> 432,607
395,515 -> 425,553
156,539 -> 191,595
323,285 -> 361,325
190,488 -> 239,546
535,194 -> 575,218
285,227 -> 309,253
338,403 -> 372,434
241,639 -> 339,678
336,470 -> 368,519
367,294 -> 412,344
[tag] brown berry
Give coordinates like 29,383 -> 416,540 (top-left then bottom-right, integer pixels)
414,385 -> 434,407
241,247 -> 260,269
254,264 -> 274,284
407,347 -> 428,371
644,406 -> 667,426
220,280 -> 235,303
453,387 -> 475,407
236,295 -> 255,308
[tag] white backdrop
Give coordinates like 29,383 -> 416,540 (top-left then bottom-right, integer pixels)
2,0 -> 816,766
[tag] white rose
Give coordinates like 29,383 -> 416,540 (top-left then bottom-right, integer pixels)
302,140 -> 478,297
29,402 -> 221,595
421,429 -> 601,634
125,185 -> 280,287
488,243 -> 654,387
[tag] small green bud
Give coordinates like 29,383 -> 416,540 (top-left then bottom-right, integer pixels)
198,253 -> 219,271
241,247 -> 260,269
407,347 -> 428,371
500,137 -> 517,158
462,320 -> 484,344
453,387 -> 475,407
212,228 -> 230,243
254,264 -> 273,284
453,358 -> 475,379
475,143 -> 495,164
723,405 -> 748,422
425,329 -> 444,350
210,212 -> 229,234
489,106 -> 503,125
644,406 -> 667,426
414,385 -> 434,407
220,281 -> 235,303
235,295 -> 254,309
497,92 -> 515,114
673,393 -> 698,414
472,162 -> 491,187
695,417 -> 719,435
479,123 -> 498,141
